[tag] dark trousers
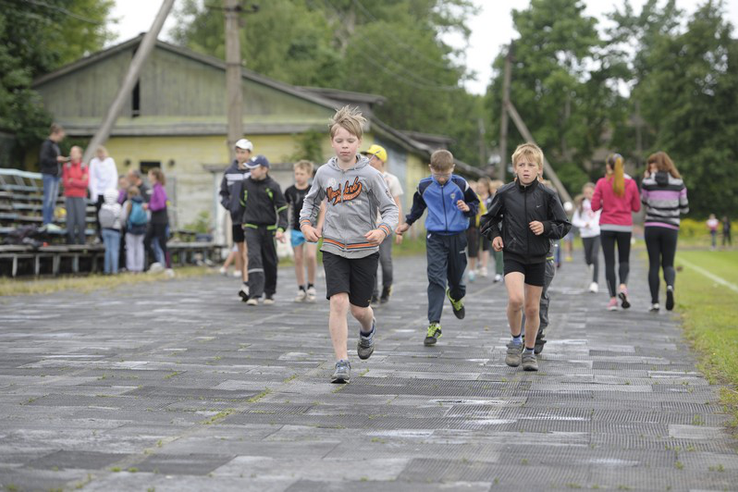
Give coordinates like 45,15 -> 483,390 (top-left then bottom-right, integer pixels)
94,195 -> 104,240
426,231 -> 467,323
145,223 -> 170,268
245,226 -> 278,299
582,236 -> 600,283
65,197 -> 86,245
373,236 -> 393,297
645,226 -> 678,304
600,230 -> 631,297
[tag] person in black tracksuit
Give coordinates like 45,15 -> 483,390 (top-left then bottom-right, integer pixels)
237,155 -> 288,305
480,143 -> 570,372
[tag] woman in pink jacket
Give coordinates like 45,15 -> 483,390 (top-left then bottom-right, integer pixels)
62,146 -> 89,245
591,153 -> 641,311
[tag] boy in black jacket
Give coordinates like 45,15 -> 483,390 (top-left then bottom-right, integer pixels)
480,143 -> 571,371
237,155 -> 288,305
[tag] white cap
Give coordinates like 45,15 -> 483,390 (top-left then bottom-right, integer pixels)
235,139 -> 253,151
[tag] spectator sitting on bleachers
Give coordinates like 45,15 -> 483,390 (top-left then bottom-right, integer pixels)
62,146 -> 89,245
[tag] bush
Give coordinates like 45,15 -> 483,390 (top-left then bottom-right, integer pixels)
679,218 -> 707,239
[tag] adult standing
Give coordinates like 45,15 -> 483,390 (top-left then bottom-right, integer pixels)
39,124 -> 68,224
723,216 -> 732,247
62,146 -> 89,244
88,146 -> 118,240
591,153 -> 641,311
641,151 -> 689,312
363,144 -> 403,306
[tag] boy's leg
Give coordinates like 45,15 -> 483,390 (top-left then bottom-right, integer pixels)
426,234 -> 449,324
306,242 -> 318,285
535,259 -> 556,353
329,293 -> 350,360
379,237 -> 393,291
245,227 -> 265,299
237,242 -> 247,281
262,228 -> 278,298
293,243 -> 305,287
347,251 -> 379,332
447,231 -> 467,302
505,272 -> 526,337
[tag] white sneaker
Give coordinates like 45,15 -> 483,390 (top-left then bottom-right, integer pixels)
148,262 -> 164,274
246,298 -> 258,306
263,297 -> 275,305
294,289 -> 306,302
232,271 -> 242,278
494,274 -> 503,283
164,268 -> 175,278
306,286 -> 317,303
649,303 -> 660,312
468,270 -> 476,283
219,267 -> 227,276
588,282 -> 598,293
479,267 -> 488,278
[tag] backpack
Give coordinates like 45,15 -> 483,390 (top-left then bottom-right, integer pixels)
127,200 -> 148,234
99,206 -> 117,229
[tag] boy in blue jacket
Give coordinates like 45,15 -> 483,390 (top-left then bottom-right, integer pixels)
396,149 -> 479,346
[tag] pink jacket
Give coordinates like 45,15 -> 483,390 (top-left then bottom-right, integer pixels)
591,176 -> 640,227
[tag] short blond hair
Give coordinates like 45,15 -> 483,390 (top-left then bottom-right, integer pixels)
330,105 -> 366,139
489,179 -> 504,193
512,143 -> 544,172
430,149 -> 454,172
293,159 -> 314,175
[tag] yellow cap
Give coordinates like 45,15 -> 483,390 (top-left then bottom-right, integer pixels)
362,144 -> 387,163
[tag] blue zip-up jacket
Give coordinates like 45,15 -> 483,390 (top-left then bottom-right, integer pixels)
405,175 -> 479,234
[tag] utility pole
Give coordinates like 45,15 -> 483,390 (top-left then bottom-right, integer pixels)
224,0 -> 244,163
477,118 -> 486,169
82,0 -> 175,164
498,44 -> 513,181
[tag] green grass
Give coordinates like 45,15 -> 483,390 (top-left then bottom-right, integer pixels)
675,250 -> 738,426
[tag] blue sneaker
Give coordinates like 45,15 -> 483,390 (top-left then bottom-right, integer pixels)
331,359 -> 351,384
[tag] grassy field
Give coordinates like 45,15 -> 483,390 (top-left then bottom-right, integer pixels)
674,250 -> 738,425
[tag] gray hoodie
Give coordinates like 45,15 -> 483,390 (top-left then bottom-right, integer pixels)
300,155 -> 399,259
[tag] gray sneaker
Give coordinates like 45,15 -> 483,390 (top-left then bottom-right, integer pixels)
357,319 -> 376,360
505,341 -> 523,367
331,360 -> 351,384
522,351 -> 539,371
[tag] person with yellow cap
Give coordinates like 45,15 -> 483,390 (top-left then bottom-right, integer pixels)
362,144 -> 404,306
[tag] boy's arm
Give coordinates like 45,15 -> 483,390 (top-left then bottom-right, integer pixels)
480,191 -> 504,240
219,173 -> 230,208
273,185 -> 289,232
371,172 -> 399,237
404,186 -> 427,227
461,179 -> 479,217
299,171 -> 325,229
542,192 -> 572,240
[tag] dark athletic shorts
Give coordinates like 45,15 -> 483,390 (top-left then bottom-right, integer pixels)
232,223 -> 245,243
504,258 -> 546,287
323,251 -> 379,307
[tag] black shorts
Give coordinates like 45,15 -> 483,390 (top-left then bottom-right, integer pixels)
323,251 -> 379,307
504,258 -> 546,287
481,236 -> 491,252
466,227 -> 480,258
232,223 -> 245,243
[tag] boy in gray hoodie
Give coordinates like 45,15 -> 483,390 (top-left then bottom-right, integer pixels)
300,106 -> 399,384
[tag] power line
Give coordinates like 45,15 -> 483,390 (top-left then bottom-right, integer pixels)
21,0 -> 102,25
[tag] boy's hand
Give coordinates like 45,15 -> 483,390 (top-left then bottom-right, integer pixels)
492,236 -> 504,251
395,232 -> 404,245
364,229 -> 386,246
395,223 -> 410,236
456,200 -> 470,212
529,221 -> 544,235
275,230 -> 286,243
301,224 -> 320,242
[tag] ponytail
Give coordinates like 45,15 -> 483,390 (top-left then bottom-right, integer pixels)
608,153 -> 625,197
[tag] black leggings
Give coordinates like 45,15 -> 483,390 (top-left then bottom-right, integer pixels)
147,223 -> 171,268
644,226 -> 678,304
600,230 -> 631,297
582,236 -> 600,283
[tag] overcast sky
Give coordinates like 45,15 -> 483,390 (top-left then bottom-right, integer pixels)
110,0 -> 738,95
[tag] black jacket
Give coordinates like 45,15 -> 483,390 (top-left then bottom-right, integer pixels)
39,139 -> 61,176
480,179 -> 571,264
220,160 -> 250,219
238,175 -> 288,230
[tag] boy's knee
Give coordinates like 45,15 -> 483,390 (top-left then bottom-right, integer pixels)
524,304 -> 539,319
349,304 -> 369,319
508,297 -> 524,312
330,293 -> 349,311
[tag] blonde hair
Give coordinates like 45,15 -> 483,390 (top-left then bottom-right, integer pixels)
488,179 -> 504,194
96,146 -> 108,158
607,153 -> 625,197
647,151 -> 681,179
293,160 -> 314,175
430,149 -> 455,172
148,167 -> 166,186
330,106 -> 366,139
512,143 -> 544,173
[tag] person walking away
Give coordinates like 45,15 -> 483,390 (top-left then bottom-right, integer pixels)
62,146 -> 88,245
641,151 -> 689,312
591,153 -> 641,311
99,189 -> 122,274
39,124 -> 67,225
88,146 -> 118,242
572,182 -> 601,293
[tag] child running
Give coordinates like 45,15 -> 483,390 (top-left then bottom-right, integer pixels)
480,143 -> 571,371
488,180 -> 505,283
572,182 -> 601,293
300,106 -> 398,384
396,149 -> 479,347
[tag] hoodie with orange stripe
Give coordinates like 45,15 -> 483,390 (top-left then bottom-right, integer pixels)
299,155 -> 399,259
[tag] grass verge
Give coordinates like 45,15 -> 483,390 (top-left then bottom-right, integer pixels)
675,250 -> 738,427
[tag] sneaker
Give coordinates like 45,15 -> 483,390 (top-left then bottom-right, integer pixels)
468,270 -> 476,283
379,286 -> 392,304
479,267 -> 488,278
357,318 -> 376,360
245,298 -> 258,306
306,286 -> 317,303
219,267 -> 228,276
294,289 -> 306,303
565,255 -> 573,262
232,271 -> 242,278
424,323 -> 442,346
370,295 -> 380,308
618,286 -> 631,309
522,351 -> 539,371
534,329 -> 547,355
165,268 -> 175,278
607,298 -> 618,311
649,303 -> 660,312
665,286 -> 675,311
239,285 -> 250,302
263,296 -> 275,305
494,274 -> 503,283
331,360 -> 351,384
588,282 -> 599,293
505,341 -> 523,367
446,288 -> 465,319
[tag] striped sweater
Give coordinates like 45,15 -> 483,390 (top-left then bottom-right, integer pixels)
641,171 -> 689,230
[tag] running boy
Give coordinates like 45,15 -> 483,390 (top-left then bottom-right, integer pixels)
395,149 -> 479,347
480,143 -> 571,371
239,155 -> 288,306
299,106 -> 399,384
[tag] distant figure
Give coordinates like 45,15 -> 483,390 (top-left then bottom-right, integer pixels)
487,179 -> 505,282
98,189 -> 122,274
121,186 -> 147,273
39,123 -> 67,224
143,168 -> 172,274
475,178 -> 491,279
723,216 -> 732,247
62,146 -> 88,244
707,214 -> 719,250
572,182 -> 601,293
88,146 -> 118,240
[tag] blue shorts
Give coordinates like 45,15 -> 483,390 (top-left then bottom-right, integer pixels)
291,229 -> 306,248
